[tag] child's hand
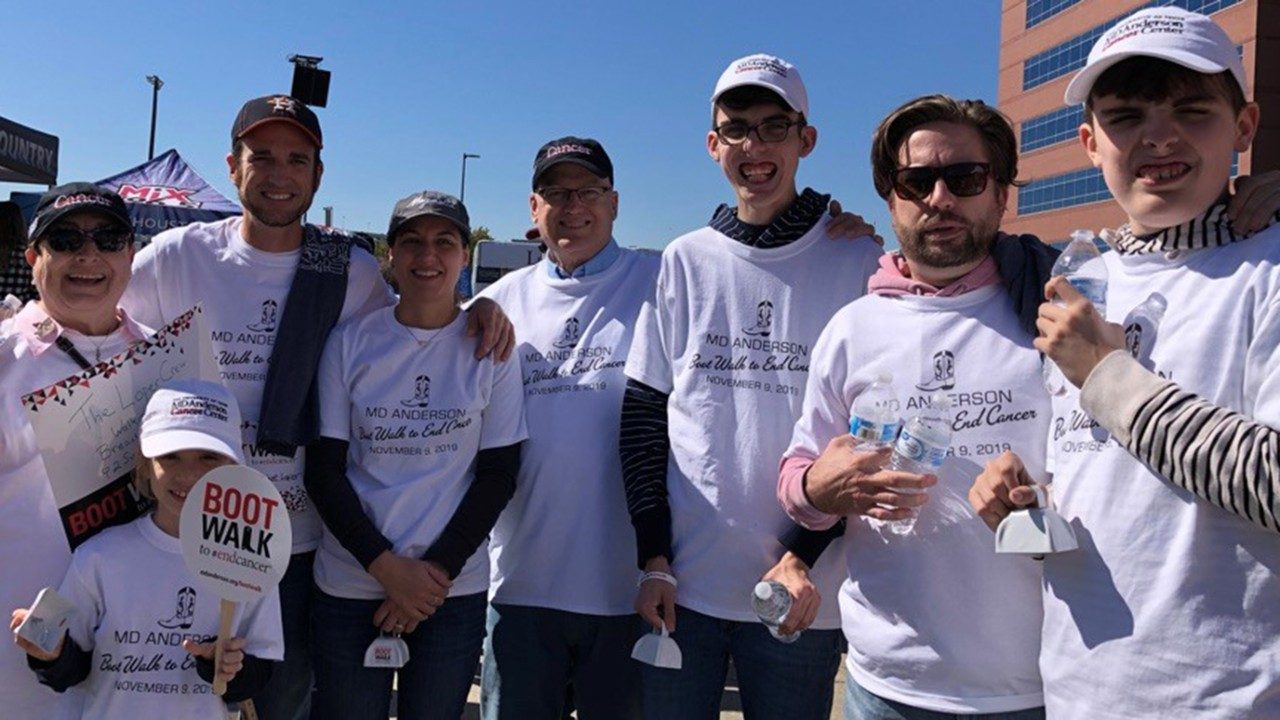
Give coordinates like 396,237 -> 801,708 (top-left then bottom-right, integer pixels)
183,636 -> 245,686
10,608 -> 64,662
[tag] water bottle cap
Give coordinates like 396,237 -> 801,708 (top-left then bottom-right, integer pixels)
1070,229 -> 1095,244
1146,294 -> 1168,313
753,582 -> 773,600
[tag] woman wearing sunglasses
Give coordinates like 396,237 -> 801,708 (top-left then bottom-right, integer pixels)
0,183 -> 150,717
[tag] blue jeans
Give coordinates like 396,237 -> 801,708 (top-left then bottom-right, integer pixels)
481,603 -> 641,720
639,604 -> 844,720
309,587 -> 487,720
844,679 -> 1046,720
254,551 -> 314,720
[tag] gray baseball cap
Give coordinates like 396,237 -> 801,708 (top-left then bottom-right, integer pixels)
386,190 -> 471,244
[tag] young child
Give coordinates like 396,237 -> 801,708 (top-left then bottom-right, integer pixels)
10,378 -> 284,718
972,7 -> 1279,718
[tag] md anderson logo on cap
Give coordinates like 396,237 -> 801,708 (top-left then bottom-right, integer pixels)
1101,13 -> 1188,51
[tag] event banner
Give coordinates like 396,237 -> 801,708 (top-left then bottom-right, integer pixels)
22,307 -> 218,549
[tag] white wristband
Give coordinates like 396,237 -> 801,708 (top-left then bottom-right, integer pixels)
639,570 -> 678,589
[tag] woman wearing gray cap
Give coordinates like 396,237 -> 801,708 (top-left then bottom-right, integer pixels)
0,182 -> 151,717
304,191 -> 527,720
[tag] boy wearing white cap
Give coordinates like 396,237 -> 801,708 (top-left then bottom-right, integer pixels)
970,7 -> 1280,717
10,379 -> 284,720
621,53 -> 881,718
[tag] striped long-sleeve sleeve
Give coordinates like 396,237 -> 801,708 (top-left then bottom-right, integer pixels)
620,378 -> 673,568
1081,350 -> 1279,533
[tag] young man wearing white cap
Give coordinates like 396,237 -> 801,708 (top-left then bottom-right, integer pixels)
969,8 -> 1280,717
120,95 -> 513,720
621,54 -> 881,718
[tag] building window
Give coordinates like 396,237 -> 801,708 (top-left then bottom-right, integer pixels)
1021,0 -> 1241,91
1026,0 -> 1084,28
1018,167 -> 1111,215
1021,106 -> 1085,152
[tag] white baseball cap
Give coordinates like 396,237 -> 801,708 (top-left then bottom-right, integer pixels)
712,53 -> 809,117
140,379 -> 244,463
1064,7 -> 1246,105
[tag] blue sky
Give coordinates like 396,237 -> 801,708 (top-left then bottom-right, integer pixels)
0,1 -> 1001,250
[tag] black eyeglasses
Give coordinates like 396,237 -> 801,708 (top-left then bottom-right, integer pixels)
40,225 -> 132,254
892,162 -> 991,202
713,118 -> 806,145
536,186 -> 613,206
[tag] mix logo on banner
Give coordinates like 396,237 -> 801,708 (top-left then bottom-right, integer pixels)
117,185 -> 202,208
917,350 -> 956,391
402,375 -> 431,408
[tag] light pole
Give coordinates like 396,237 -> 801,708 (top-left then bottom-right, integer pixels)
145,75 -> 164,160
460,153 -> 480,202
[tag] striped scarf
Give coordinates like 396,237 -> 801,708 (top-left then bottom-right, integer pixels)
1105,195 -> 1280,255
708,187 -> 830,249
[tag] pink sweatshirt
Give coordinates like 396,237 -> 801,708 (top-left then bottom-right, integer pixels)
777,254 -> 1000,529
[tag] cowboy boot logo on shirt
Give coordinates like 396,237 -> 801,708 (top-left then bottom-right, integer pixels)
247,299 -> 278,332
157,586 -> 197,629
552,317 -> 581,349
916,350 -> 956,392
742,301 -> 773,337
402,375 -> 431,408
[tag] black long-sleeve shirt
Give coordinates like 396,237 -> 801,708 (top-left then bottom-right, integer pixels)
304,437 -> 521,577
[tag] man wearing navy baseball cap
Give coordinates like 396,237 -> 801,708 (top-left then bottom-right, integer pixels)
120,93 -> 513,720
474,135 -> 652,720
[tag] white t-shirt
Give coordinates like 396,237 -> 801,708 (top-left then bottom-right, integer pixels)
1044,229 -> 1280,719
57,516 -> 283,720
313,308 -> 528,599
787,287 -> 1046,713
479,250 -> 659,616
121,217 -> 394,553
625,218 -> 881,626
0,305 -> 147,718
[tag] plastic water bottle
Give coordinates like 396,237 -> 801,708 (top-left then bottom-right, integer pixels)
1123,294 -> 1167,366
1042,230 -> 1109,396
751,581 -> 799,643
849,373 -> 902,448
884,394 -> 952,535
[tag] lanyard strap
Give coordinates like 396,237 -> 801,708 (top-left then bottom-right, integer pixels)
54,336 -> 94,370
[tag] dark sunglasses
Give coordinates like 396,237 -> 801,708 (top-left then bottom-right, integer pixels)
892,162 -> 991,202
40,225 -> 131,254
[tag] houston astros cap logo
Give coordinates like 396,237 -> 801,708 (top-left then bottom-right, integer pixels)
268,96 -> 298,115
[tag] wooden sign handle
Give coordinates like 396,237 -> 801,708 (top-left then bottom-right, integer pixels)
212,598 -> 236,696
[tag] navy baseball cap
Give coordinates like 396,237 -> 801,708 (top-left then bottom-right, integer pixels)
29,183 -> 132,244
531,136 -> 613,189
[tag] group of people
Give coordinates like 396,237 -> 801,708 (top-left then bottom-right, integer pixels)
2,6 -> 1277,720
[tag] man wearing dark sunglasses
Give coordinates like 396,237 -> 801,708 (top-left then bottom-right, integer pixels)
778,95 -> 1052,720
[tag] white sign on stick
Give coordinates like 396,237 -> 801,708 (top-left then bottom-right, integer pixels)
179,464 -> 291,694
